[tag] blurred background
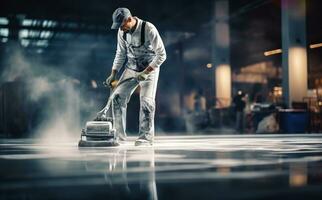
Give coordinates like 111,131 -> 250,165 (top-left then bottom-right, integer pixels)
0,0 -> 321,140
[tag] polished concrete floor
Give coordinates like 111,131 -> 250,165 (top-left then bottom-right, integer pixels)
1,134 -> 322,200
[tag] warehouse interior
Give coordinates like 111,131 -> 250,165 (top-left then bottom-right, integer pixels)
0,0 -> 322,199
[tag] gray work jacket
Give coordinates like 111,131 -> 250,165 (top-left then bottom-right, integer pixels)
112,17 -> 166,72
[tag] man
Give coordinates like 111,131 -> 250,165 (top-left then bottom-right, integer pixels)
101,8 -> 166,146
233,91 -> 246,133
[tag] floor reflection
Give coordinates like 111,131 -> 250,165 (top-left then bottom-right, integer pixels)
289,162 -> 307,187
82,148 -> 157,200
1,134 -> 322,199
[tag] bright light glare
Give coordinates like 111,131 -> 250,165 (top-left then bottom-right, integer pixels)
264,49 -> 282,56
310,43 -> 322,49
19,29 -> 29,38
36,40 -> 48,47
40,31 -> 53,39
21,39 -> 30,47
1,38 -> 8,43
0,17 -> 8,25
22,19 -> 33,26
0,28 -> 9,37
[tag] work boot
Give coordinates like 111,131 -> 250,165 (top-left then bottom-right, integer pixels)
134,134 -> 153,146
118,135 -> 127,144
134,139 -> 152,146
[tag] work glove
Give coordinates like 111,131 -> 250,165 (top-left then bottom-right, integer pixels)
137,71 -> 149,81
104,72 -> 117,87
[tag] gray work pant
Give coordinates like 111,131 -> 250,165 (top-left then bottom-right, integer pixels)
235,111 -> 244,133
105,68 -> 159,141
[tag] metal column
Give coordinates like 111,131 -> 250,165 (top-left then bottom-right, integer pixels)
282,0 -> 308,107
213,0 -> 231,108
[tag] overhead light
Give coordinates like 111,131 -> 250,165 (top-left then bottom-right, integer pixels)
238,90 -> 242,95
310,43 -> 322,49
264,43 -> 322,56
0,28 -> 9,37
1,38 -> 8,43
206,63 -> 213,68
35,40 -> 48,47
32,20 -> 41,26
264,49 -> 282,56
21,39 -> 30,47
20,30 -> 50,38
40,31 -> 53,39
23,19 -> 58,27
47,20 -> 57,27
22,19 -> 33,26
42,20 -> 48,27
19,29 -> 29,38
36,49 -> 43,54
42,20 -> 57,28
28,30 -> 41,37
0,17 -> 8,25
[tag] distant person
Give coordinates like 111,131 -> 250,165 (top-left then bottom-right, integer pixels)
233,90 -> 246,133
194,89 -> 206,113
185,89 -> 208,132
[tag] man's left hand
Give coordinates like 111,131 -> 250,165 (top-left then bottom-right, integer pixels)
137,66 -> 154,81
137,71 -> 149,81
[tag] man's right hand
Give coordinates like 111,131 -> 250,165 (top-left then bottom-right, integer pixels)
104,70 -> 118,87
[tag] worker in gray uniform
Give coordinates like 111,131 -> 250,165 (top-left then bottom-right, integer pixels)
102,8 -> 166,146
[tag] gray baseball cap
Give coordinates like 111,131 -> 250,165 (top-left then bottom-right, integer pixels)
111,8 -> 132,29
